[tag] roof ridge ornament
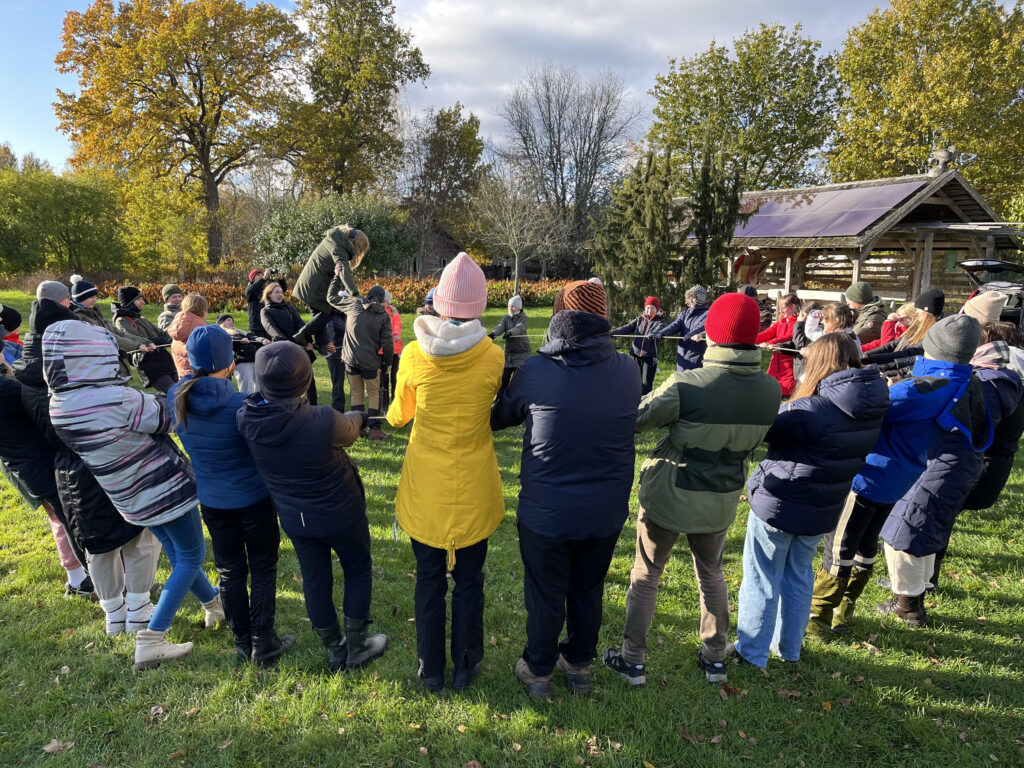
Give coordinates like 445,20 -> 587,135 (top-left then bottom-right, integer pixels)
927,146 -> 957,177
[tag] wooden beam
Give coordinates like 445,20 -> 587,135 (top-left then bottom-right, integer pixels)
921,231 -> 934,292
784,255 -> 793,294
985,234 -> 995,259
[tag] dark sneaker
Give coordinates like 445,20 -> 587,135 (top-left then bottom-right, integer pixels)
514,657 -> 552,700
556,654 -> 592,695
418,660 -> 444,693
602,647 -> 646,687
65,576 -> 95,600
726,642 -> 753,667
696,647 -> 727,683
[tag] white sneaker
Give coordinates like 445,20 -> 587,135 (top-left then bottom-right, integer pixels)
105,603 -> 127,636
126,602 -> 155,634
134,629 -> 193,670
202,594 -> 225,628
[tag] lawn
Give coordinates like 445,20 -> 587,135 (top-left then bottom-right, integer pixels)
1,289 -> 1022,767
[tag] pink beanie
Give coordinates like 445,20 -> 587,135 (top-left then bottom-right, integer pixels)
434,252 -> 487,319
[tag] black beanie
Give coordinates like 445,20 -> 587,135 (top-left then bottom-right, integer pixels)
367,285 -> 386,303
70,274 -> 98,302
255,342 -> 312,400
913,288 -> 945,316
117,286 -> 142,306
0,304 -> 22,334
215,313 -> 233,326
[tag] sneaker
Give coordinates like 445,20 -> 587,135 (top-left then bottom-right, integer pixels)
696,647 -> 727,683
105,603 -> 127,636
514,657 -> 552,700
726,642 -> 753,667
418,659 -> 445,694
126,602 -> 155,634
65,576 -> 95,600
556,654 -> 592,695
602,647 -> 646,687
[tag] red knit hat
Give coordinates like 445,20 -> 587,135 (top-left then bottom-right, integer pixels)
562,280 -> 607,316
644,296 -> 660,311
705,293 -> 760,345
434,252 -> 487,319
248,269 -> 261,283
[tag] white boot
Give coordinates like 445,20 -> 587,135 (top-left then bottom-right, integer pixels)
104,603 -> 127,637
126,601 -> 155,634
202,593 -> 225,628
134,629 -> 193,670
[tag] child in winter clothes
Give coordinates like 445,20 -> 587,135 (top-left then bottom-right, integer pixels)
157,284 -> 184,330
733,334 -> 888,668
604,293 -> 781,686
169,326 -> 294,665
237,342 -> 385,673
492,280 -> 641,699
1,303 -> 23,367
328,283 -> 393,439
386,252 -> 505,692
43,320 -> 223,669
380,290 -> 403,410
112,286 -> 178,393
612,296 -> 666,396
489,295 -> 530,390
417,288 -> 439,317
215,314 -> 267,394
167,293 -> 209,378
809,314 -> 984,638
795,303 -> 862,355
757,294 -> 801,397
244,268 -> 287,340
658,284 -> 710,371
260,281 -> 318,404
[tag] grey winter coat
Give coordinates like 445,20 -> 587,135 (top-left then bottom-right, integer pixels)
489,311 -> 531,368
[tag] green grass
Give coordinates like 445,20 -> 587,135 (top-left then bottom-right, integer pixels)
1,289 -> 1023,766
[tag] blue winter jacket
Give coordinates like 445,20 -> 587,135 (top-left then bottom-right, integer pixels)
168,375 -> 269,509
882,365 -> 1017,556
612,314 -> 665,359
851,357 -> 977,505
659,304 -> 710,370
491,310 -> 641,540
747,366 -> 889,536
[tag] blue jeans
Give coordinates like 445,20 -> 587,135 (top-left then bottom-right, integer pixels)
735,514 -> 820,667
148,507 -> 219,632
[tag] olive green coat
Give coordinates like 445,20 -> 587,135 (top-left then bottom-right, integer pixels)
293,226 -> 360,311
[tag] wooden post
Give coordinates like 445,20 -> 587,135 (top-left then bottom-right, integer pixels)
921,231 -> 934,292
985,234 -> 995,259
851,251 -> 863,284
784,255 -> 793,294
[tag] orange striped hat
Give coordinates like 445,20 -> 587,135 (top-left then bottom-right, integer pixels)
561,280 -> 606,316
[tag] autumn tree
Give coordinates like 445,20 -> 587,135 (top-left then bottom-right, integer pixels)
828,0 -> 1024,213
649,23 -> 839,192
288,0 -> 429,195
54,0 -> 303,266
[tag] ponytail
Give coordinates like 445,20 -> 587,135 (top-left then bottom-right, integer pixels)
173,370 -> 212,429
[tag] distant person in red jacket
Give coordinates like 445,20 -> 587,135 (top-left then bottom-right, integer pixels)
757,294 -> 802,397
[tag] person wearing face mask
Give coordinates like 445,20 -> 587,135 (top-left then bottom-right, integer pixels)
489,295 -> 531,390
612,297 -> 666,396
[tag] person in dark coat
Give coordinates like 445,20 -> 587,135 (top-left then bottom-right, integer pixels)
237,342 -> 384,672
215,314 -> 267,394
291,225 -> 368,348
169,326 -> 294,665
260,281 -> 317,404
612,296 -> 665,396
489,295 -> 531,390
658,285 -> 710,370
846,281 -> 888,344
323,297 -> 349,412
492,284 -> 641,699
734,334 -> 888,668
111,286 -> 178,393
244,268 -> 288,340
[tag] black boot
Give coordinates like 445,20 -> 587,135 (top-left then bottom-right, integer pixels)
252,633 -> 297,667
877,593 -> 928,627
313,623 -> 348,672
344,616 -> 387,670
235,638 -> 253,664
929,548 -> 946,593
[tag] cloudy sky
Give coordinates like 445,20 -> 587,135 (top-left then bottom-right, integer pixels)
0,0 -> 887,168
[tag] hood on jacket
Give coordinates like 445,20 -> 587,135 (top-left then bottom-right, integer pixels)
976,365 -> 1024,424
168,311 -> 205,342
28,298 -> 76,335
236,394 -> 309,447
913,357 -> 993,453
816,366 -> 890,421
42,319 -> 123,392
179,375 -> 238,417
413,315 -> 488,360
540,311 -> 615,367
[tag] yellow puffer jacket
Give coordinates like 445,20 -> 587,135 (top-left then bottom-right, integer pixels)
387,315 -> 505,567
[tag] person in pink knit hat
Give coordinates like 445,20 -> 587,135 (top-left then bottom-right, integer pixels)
386,252 -> 506,693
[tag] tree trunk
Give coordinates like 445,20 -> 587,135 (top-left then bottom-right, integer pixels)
203,174 -> 222,267
513,253 -> 521,296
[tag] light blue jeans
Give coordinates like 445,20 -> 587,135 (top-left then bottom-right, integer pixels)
148,507 -> 218,632
735,513 -> 820,667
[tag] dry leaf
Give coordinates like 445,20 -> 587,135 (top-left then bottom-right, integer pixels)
150,705 -> 166,717
989,755 -> 997,762
710,734 -> 724,744
831,671 -> 842,678
841,698 -> 852,708
642,762 -> 656,768
408,723 -> 421,730
218,741 -> 233,750
60,666 -> 71,675
419,747 -> 428,755
748,737 -> 757,745
959,732 -> 968,742
611,742 -> 622,751
777,688 -> 802,699
338,728 -> 346,736
461,763 -> 483,768
661,675 -> 668,686
185,708 -> 199,718
854,676 -> 865,683
42,739 -> 73,754
320,714 -> 329,720
738,730 -> 747,739
512,743 -> 522,752
83,642 -> 94,650
821,701 -> 832,711
677,726 -> 696,745
864,642 -> 881,655
457,724 -> 467,733
489,636 -> 497,645
868,634 -> 878,643
346,710 -> 355,718
168,749 -> 187,759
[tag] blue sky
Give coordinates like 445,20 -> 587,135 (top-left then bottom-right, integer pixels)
0,0 -> 887,170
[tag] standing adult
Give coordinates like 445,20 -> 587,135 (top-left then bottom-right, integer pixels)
612,297 -> 665,396
245,267 -> 288,340
846,281 -> 888,345
292,225 -> 369,348
489,295 -> 530,390
658,284 -> 711,370
111,286 -> 178,394
260,281 -> 317,405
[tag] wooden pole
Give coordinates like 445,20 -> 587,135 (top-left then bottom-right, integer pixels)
784,255 -> 793,294
921,231 -> 934,292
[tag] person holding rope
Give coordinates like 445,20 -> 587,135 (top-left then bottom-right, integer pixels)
657,284 -> 710,371
489,295 -> 530,390
612,296 -> 665,396
69,276 -> 154,381
111,286 -> 178,394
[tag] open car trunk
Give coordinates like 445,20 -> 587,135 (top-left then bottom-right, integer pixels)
957,260 -> 1024,329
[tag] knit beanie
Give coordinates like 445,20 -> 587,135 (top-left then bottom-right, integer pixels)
913,288 -> 945,316
705,293 -> 761,345
845,281 -> 874,305
384,290 -> 393,305
255,342 -> 312,400
116,286 -> 142,306
644,296 -> 661,311
434,253 -> 487,319
37,280 -> 70,304
162,284 -> 183,301
186,325 -> 234,373
215,313 -> 233,326
685,285 -> 708,305
923,314 -> 982,365
739,285 -> 758,299
425,288 -> 435,305
0,304 -> 22,334
366,285 -> 386,304
508,295 -> 523,311
69,274 -> 98,302
961,290 -> 1006,325
248,269 -> 261,283
561,280 -> 607,316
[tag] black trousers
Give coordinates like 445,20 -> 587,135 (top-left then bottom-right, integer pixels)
821,493 -> 895,578
378,353 -> 400,414
411,537 -> 488,679
500,366 -> 517,391
289,517 -> 372,629
200,496 -> 281,641
326,354 -> 347,412
518,523 -> 621,676
632,355 -> 657,396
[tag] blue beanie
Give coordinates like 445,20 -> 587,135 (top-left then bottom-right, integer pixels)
425,288 -> 435,305
186,324 -> 234,373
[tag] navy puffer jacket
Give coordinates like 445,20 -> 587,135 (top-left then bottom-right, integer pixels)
746,366 -> 890,536
491,310 -> 641,540
659,304 -> 710,370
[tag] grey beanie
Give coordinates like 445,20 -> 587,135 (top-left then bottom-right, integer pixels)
255,342 -> 312,400
845,281 -> 874,305
37,280 -> 70,304
508,295 -> 523,311
923,314 -> 982,366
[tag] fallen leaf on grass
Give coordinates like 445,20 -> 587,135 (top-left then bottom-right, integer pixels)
337,728 -> 346,736
60,666 -> 71,675
959,732 -> 968,742
710,734 -> 724,744
150,705 -> 166,717
489,636 -> 497,646
821,702 -> 832,711
408,723 -> 421,730
661,675 -> 668,686
977,617 -> 988,626
611,741 -> 622,751
185,708 -> 199,718
748,737 -> 757,745
738,730 -> 747,739
512,743 -> 522,752
864,643 -> 881,655
831,671 -> 842,678
719,688 -> 729,701
42,739 -> 73,754
83,642 -> 94,650
457,724 -> 467,733
168,749 -> 187,759
841,698 -> 853,708
677,726 -> 696,744
345,710 -> 354,718
718,719 -> 727,727
854,676 -> 865,683
419,747 -> 428,755
461,762 -> 482,768
642,761 -> 657,768
868,634 -> 878,643
777,689 -> 802,699
218,741 -> 233,750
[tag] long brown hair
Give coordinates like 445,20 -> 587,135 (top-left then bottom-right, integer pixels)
823,302 -> 854,330
896,310 -> 939,348
262,281 -> 281,304
790,332 -> 862,401
980,321 -> 1023,347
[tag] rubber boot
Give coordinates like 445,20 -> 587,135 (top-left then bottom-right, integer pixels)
134,629 -> 193,670
202,594 -> 225,628
313,623 -> 348,672
807,568 -> 846,640
877,593 -> 929,627
344,616 -> 388,670
832,566 -> 870,635
252,633 -> 297,667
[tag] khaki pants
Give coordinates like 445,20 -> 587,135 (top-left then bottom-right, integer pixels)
348,371 -> 381,414
86,528 -> 162,605
622,512 -> 730,663
883,543 -> 935,597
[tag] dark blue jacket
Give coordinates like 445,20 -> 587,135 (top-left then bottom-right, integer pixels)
747,366 -> 889,536
236,395 -> 365,538
612,314 -> 665,359
659,304 -> 710,370
168,376 -> 269,509
851,357 -> 977,504
0,376 -> 58,502
965,347 -> 1024,509
491,310 -> 641,540
881,368 -> 1010,556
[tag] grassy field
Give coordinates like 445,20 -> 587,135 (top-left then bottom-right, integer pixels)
1,289 -> 1023,767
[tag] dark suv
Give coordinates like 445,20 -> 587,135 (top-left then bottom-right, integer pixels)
958,260 -> 1024,330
